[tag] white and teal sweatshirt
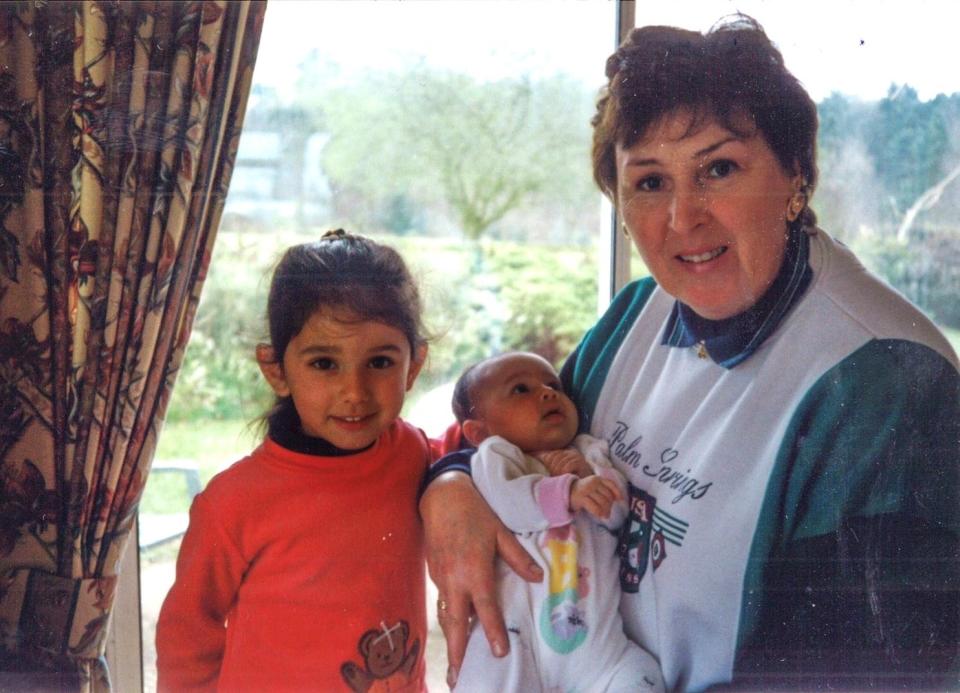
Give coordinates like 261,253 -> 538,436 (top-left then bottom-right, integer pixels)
561,229 -> 959,691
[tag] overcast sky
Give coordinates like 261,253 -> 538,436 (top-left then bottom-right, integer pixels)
255,0 -> 958,104
644,0 -> 959,101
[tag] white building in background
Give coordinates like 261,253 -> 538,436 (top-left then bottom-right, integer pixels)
223,130 -> 332,229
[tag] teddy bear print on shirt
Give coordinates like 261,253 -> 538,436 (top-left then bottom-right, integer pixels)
340,620 -> 421,692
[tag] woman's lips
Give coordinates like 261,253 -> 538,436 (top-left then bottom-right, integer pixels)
678,246 -> 727,264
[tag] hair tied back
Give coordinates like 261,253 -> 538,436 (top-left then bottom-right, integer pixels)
321,228 -> 349,241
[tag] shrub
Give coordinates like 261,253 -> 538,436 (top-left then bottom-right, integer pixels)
166,234 -> 275,422
853,230 -> 960,329
488,242 -> 597,368
166,232 -> 601,424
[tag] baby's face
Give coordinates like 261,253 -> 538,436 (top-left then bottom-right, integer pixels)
471,353 -> 578,452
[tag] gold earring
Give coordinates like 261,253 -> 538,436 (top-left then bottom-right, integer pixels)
786,193 -> 805,222
621,222 -> 630,238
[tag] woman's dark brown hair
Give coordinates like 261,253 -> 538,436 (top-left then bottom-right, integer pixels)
592,14 -> 819,228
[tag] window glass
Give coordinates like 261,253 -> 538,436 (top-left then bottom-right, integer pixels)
625,2 -> 960,360
137,2 -> 616,690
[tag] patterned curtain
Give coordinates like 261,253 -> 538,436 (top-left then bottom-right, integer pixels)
0,1 -> 265,690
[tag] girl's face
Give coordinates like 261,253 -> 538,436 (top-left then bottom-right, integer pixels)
259,309 -> 425,450
616,110 -> 799,320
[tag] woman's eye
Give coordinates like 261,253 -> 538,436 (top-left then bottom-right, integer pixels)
636,175 -> 663,192
706,159 -> 737,179
369,355 -> 395,369
311,358 -> 336,371
511,383 -> 530,394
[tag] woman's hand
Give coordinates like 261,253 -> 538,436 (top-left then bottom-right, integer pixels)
419,471 -> 543,687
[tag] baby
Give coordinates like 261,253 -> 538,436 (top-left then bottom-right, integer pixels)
448,351 -> 663,692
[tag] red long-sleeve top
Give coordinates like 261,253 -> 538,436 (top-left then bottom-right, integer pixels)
156,419 -> 432,692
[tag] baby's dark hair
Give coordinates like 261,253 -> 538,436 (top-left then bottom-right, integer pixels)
452,351 -> 537,423
451,360 -> 484,424
266,229 -> 427,365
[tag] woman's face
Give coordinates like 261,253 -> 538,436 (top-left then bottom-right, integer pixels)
616,110 -> 800,320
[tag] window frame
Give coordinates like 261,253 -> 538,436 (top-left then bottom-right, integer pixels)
106,518 -> 143,692
106,2 -> 632,688
603,0 -> 635,302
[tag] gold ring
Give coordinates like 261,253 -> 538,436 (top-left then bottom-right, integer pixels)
437,598 -> 448,613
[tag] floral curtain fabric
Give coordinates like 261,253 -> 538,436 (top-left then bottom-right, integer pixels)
0,1 -> 265,689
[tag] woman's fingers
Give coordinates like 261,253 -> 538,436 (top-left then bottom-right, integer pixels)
455,528 -> 542,680
497,527 -> 543,583
435,589 -> 475,688
457,527 -> 542,668
436,568 -> 505,688
445,571 -> 505,688
421,472 -> 541,685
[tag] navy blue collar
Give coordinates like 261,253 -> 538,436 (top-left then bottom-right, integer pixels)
660,228 -> 812,369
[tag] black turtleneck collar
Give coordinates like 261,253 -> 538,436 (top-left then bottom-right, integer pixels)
267,403 -> 373,456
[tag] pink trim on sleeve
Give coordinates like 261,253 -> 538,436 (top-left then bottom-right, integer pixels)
534,474 -> 576,527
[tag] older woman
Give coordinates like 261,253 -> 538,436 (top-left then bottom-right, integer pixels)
421,15 -> 959,691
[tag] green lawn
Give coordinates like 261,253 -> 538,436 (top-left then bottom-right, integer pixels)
141,418 -> 258,515
154,418 -> 257,469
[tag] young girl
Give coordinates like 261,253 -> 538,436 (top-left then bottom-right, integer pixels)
156,230 -> 432,692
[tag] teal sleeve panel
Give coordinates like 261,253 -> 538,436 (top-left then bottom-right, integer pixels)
753,338 -> 959,552
736,338 -> 960,685
561,277 -> 657,432
732,515 -> 958,689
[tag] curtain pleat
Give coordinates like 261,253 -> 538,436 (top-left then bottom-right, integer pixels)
0,2 -> 266,689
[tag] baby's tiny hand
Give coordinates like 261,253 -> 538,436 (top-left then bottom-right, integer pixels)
535,449 -> 592,478
569,476 -> 623,519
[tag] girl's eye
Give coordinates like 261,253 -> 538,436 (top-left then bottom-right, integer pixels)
511,383 -> 530,394
636,175 -> 663,192
546,381 -> 561,391
311,358 -> 336,371
369,355 -> 395,369
705,159 -> 738,179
